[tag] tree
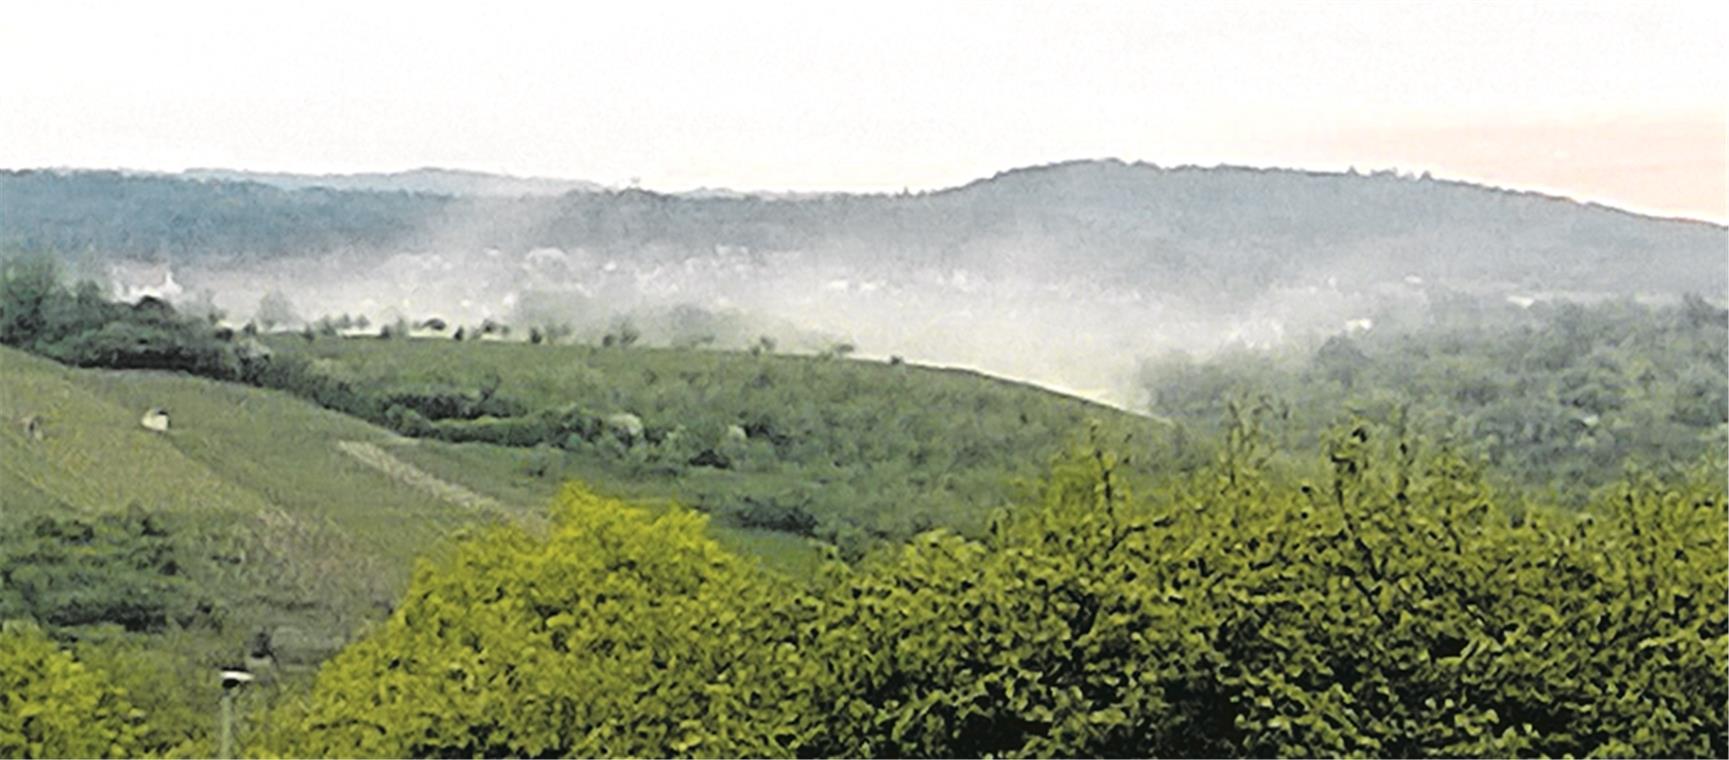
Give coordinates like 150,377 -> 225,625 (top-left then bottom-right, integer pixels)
274,436 -> 1728,758
255,291 -> 297,332
0,508 -> 203,633
276,486 -> 814,758
0,253 -> 61,346
1313,333 -> 1368,389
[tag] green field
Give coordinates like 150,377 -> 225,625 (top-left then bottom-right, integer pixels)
265,336 -> 1169,556
2,346 -> 499,657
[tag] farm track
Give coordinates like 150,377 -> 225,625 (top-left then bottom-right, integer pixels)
336,440 -> 502,512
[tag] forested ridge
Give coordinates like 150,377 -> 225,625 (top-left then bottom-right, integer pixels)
5,163 -> 1723,299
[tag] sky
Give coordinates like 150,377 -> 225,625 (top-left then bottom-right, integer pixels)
2,1 -> 1724,221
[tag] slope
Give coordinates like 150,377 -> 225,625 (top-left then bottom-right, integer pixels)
0,345 -> 522,662
263,336 -> 1170,557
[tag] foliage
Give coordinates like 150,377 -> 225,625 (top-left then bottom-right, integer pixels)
274,486 -> 813,758
255,291 -> 297,331
0,253 -> 248,378
276,427 -> 1729,757
0,508 -> 207,633
0,622 -> 147,758
1142,296 -> 1729,503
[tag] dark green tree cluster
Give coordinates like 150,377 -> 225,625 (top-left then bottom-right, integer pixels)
269,426 -> 1727,758
0,509 -> 207,634
0,254 -> 246,377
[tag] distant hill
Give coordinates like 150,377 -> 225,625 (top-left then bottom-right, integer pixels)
178,167 -> 608,197
4,160 -> 1720,299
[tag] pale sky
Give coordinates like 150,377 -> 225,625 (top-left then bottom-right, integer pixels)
3,1 -> 1724,221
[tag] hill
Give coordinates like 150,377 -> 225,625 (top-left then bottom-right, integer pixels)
4,161 -> 1721,299
10,160 -> 1721,405
261,336 -> 1168,556
0,345 -> 523,661
1,327 -> 1164,649
178,167 -> 608,197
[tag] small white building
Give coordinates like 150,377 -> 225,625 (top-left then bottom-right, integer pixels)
141,408 -> 170,432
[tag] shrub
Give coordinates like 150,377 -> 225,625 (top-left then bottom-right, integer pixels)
276,427 -> 1728,758
276,486 -> 812,758
0,622 -> 147,758
0,509 -> 206,633
725,495 -> 820,536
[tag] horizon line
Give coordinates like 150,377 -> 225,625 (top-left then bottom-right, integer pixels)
8,158 -> 1724,228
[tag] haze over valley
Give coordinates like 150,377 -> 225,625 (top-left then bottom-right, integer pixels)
6,160 -> 1721,406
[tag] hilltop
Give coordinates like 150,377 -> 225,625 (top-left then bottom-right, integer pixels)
178,167 -> 608,197
4,160 -> 1720,298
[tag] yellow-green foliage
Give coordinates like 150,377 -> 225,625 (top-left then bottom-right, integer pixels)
277,427 -> 1728,758
277,486 -> 813,758
0,622 -> 145,758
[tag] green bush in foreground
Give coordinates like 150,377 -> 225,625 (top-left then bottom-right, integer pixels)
273,424 -> 1727,758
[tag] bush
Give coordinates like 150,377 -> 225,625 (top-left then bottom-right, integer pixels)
0,622 -> 148,758
0,509 -> 207,633
242,353 -> 377,419
381,387 -> 528,421
40,320 -> 240,378
275,486 -> 811,758
725,495 -> 821,536
276,428 -> 1728,757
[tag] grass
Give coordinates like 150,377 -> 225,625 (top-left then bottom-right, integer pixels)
1,347 -> 498,655
267,336 -> 1168,553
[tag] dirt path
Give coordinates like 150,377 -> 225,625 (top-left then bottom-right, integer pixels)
336,440 -> 502,512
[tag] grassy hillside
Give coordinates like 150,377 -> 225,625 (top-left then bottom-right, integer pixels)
0,343 -> 856,645
2,333 -> 1157,645
0,334 -> 1158,749
0,347 -> 509,655
265,336 -> 1167,555
0,345 -> 509,750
